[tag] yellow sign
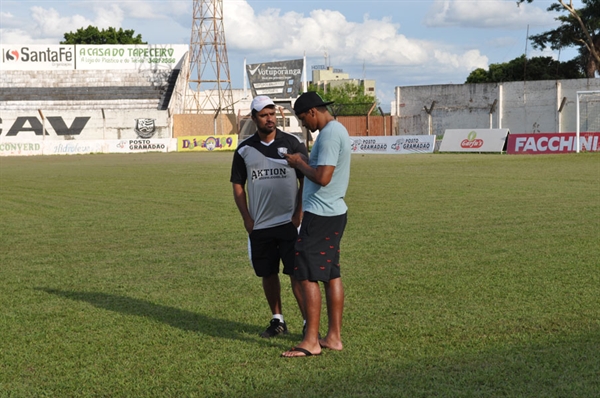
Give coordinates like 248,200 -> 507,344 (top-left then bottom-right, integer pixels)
178,135 -> 237,152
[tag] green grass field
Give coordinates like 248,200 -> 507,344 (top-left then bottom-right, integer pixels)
1,152 -> 598,397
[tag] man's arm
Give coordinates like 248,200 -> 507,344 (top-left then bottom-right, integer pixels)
284,154 -> 335,187
292,178 -> 304,228
232,183 -> 254,234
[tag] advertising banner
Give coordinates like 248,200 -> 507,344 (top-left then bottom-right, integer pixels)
0,141 -> 44,156
1,45 -> 75,70
0,140 -> 105,156
0,139 -> 178,156
44,140 -> 106,155
439,129 -> 509,153
246,59 -> 303,98
76,45 -> 187,70
107,139 -> 174,153
178,135 -> 238,152
350,135 -> 436,154
507,132 -> 600,154
1,44 -> 187,71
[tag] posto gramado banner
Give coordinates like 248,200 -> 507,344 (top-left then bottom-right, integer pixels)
439,129 -> 509,153
246,59 -> 303,98
350,135 -> 436,154
178,135 -> 238,152
1,44 -> 187,71
507,132 -> 600,154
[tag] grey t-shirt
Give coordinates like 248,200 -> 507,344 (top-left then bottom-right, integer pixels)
231,129 -> 308,230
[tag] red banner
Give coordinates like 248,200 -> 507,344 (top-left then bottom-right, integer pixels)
507,132 -> 600,154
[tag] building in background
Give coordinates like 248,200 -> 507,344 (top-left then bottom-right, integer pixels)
311,65 -> 376,97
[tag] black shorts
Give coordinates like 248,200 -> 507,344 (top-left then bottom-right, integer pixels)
294,212 -> 347,282
248,222 -> 298,277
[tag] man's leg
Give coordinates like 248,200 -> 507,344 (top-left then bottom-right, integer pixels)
278,223 -> 305,323
289,276 -> 306,321
260,273 -> 288,338
262,273 -> 281,315
281,279 -> 322,357
320,277 -> 344,351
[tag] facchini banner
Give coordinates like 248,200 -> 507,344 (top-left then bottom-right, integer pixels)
507,132 -> 600,154
350,135 -> 436,154
439,129 -> 509,153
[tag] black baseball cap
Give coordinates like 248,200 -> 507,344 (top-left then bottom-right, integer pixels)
293,92 -> 334,115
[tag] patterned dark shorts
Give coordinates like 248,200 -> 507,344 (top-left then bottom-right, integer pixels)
294,212 -> 347,282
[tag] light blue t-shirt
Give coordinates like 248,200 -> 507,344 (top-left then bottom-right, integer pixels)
303,120 -> 351,216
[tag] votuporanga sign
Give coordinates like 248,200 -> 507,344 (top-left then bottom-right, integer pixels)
246,59 -> 304,99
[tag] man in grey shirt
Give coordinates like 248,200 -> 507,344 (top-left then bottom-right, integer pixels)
231,95 -> 309,338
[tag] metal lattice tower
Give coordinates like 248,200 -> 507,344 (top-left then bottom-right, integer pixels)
185,0 -> 234,116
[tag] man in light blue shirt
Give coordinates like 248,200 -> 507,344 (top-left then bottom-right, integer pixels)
301,119 -> 351,216
282,92 -> 351,358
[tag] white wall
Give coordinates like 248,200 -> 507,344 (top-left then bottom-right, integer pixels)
0,109 -> 170,141
394,78 -> 600,136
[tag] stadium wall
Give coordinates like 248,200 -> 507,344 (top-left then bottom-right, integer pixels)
173,114 -> 237,137
394,78 -> 600,136
0,44 -> 190,156
0,109 -> 172,140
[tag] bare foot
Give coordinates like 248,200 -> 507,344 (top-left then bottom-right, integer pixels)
281,345 -> 321,357
319,337 -> 343,351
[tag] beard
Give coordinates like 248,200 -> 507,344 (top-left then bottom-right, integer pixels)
257,124 -> 276,135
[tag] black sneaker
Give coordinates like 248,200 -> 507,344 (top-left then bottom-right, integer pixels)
260,319 -> 288,338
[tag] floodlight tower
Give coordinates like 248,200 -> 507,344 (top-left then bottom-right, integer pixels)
185,0 -> 234,120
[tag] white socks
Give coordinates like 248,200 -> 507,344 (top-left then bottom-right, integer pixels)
273,314 -> 284,323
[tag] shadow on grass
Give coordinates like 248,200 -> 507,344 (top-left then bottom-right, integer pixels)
36,288 -> 263,344
270,331 -> 600,397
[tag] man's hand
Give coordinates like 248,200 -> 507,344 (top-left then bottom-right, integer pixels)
284,152 -> 308,168
243,218 -> 254,234
291,213 -> 302,229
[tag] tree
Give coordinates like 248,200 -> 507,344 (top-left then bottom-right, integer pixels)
519,0 -> 600,77
61,25 -> 146,45
307,83 -> 381,116
465,55 -> 585,83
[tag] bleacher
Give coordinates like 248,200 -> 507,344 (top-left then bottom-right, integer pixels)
0,68 -> 180,111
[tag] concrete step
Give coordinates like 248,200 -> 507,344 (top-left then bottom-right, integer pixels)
0,86 -> 163,101
0,69 -> 181,110
0,69 -> 175,88
0,99 -> 161,110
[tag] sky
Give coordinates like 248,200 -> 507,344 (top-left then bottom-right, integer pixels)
0,0 -> 584,111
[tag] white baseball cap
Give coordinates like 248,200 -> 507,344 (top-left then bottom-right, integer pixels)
251,95 -> 275,112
